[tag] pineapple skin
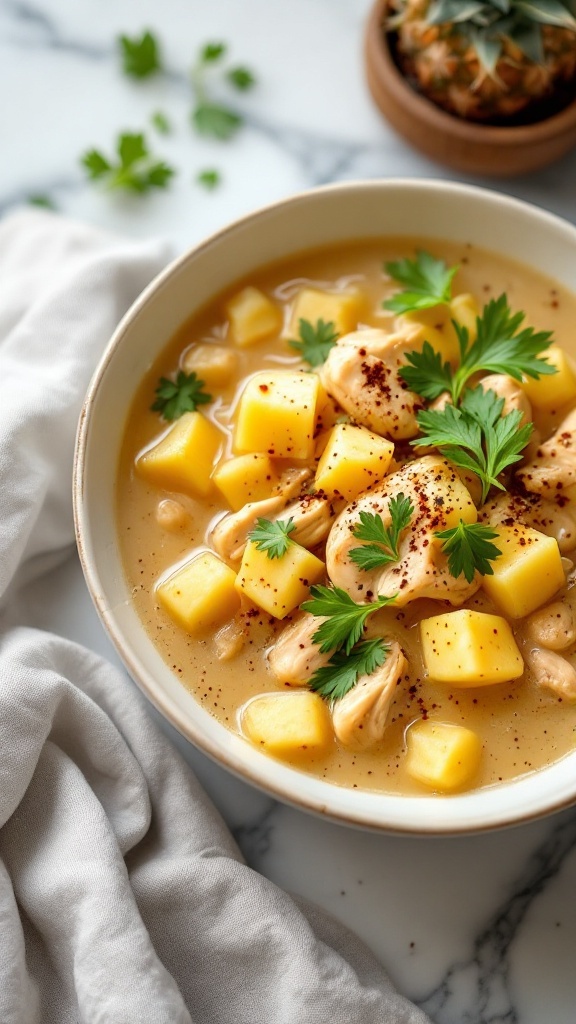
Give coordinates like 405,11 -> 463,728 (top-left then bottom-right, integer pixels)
388,1 -> 576,123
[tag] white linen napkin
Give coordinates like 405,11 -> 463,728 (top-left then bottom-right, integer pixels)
0,208 -> 432,1024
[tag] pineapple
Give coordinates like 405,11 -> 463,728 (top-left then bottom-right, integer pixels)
387,0 -> 576,123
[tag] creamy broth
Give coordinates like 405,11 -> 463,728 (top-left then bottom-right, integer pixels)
117,237 -> 576,795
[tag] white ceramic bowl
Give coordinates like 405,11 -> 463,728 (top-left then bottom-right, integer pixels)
74,179 -> 576,835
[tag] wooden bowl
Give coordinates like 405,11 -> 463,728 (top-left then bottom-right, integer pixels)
364,0 -> 576,177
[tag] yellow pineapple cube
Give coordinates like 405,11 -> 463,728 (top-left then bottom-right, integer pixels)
287,287 -> 362,339
233,370 -> 320,459
406,720 -> 482,792
241,691 -> 332,757
397,303 -> 460,364
420,609 -> 523,686
136,412 -> 223,497
314,381 -> 344,435
182,342 -> 238,388
212,453 -> 280,511
521,345 -> 576,411
449,292 -> 480,343
236,540 -> 325,619
480,524 -> 564,618
226,286 -> 282,346
314,423 -> 394,499
157,551 -> 239,632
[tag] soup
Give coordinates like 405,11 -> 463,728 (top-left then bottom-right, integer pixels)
117,238 -> 576,795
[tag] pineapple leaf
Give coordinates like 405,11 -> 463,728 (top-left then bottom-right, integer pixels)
512,20 -> 545,60
427,0 -> 486,23
470,29 -> 502,73
489,0 -> 512,11
515,0 -> 576,28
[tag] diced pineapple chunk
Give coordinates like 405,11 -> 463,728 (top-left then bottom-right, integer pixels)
480,524 -> 564,619
406,720 -> 482,792
212,453 -> 280,511
521,344 -> 576,411
136,412 -> 223,497
314,381 -> 344,435
449,292 -> 480,343
236,540 -> 325,619
420,609 -> 523,686
287,287 -> 362,338
314,423 -> 394,500
157,551 -> 239,632
226,286 -> 282,346
396,302 -> 460,364
233,370 -> 320,459
241,691 -> 332,757
182,342 -> 238,387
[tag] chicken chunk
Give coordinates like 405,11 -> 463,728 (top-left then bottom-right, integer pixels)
326,455 -> 479,606
331,641 -> 407,750
479,373 -> 532,425
523,601 -> 576,651
480,488 -> 576,554
517,408 -> 576,499
210,468 -> 312,562
524,646 -> 576,701
320,327 -> 424,440
267,613 -> 331,686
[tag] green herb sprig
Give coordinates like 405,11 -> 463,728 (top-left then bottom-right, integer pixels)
118,30 -> 162,79
191,41 -> 256,140
301,585 -> 396,656
384,250 -> 459,314
349,493 -> 414,572
151,371 -> 212,420
288,318 -> 339,367
309,638 -> 389,701
81,132 -> 175,194
248,518 -> 295,559
434,520 -> 502,583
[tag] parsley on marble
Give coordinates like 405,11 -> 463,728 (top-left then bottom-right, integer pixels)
118,30 -> 162,79
435,520 -> 502,584
151,371 -> 212,420
248,518 -> 296,559
191,41 -> 256,140
349,494 -> 414,572
81,132 -> 175,194
151,110 -> 171,135
288,318 -> 339,367
197,168 -> 222,190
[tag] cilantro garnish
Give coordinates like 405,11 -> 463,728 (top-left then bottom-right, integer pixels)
349,493 -> 414,572
412,386 -> 533,505
248,518 -> 296,559
151,110 -> 171,135
301,585 -> 396,656
288,318 -> 339,367
384,250 -> 459,314
197,168 -> 221,190
151,371 -> 212,420
400,293 -> 555,404
309,638 -> 389,701
435,520 -> 502,584
81,132 -> 175,194
118,30 -> 162,79
191,41 -> 255,140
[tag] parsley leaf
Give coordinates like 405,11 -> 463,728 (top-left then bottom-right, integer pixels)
81,132 -> 175,194
118,30 -> 162,79
197,168 -> 221,190
435,520 -> 502,583
193,104 -> 242,139
151,110 -> 171,134
384,250 -> 459,314
28,194 -> 57,210
248,518 -> 296,559
191,41 -> 254,140
398,341 -> 453,401
349,493 -> 414,571
227,66 -> 256,90
288,318 -> 339,367
309,638 -> 389,701
413,386 -> 533,504
301,585 -> 396,656
151,371 -> 212,420
201,42 -> 227,62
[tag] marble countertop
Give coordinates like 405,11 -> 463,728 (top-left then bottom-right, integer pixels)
3,2 -> 576,1021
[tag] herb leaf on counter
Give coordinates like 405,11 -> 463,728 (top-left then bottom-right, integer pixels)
227,67 -> 256,91
151,371 -> 212,420
248,518 -> 296,559
151,110 -> 171,134
288,318 -> 339,367
435,520 -> 502,583
197,168 -> 221,190
309,638 -> 389,701
118,30 -> 162,79
384,250 -> 459,314
349,493 -> 414,571
301,585 -> 396,656
413,386 -> 533,504
81,132 -> 175,194
191,41 -> 255,140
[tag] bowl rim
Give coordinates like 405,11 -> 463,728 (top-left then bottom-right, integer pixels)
74,177 -> 576,836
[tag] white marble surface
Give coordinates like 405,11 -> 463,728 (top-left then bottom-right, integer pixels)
3,2 -> 576,1021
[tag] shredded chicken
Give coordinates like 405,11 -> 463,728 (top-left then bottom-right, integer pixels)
210,468 -> 312,562
523,601 -> 576,651
320,327 -> 424,440
524,646 -> 576,701
331,641 -> 406,750
326,454 -> 480,606
480,488 -> 576,554
517,407 -> 576,499
213,617 -> 246,661
267,613 -> 330,686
